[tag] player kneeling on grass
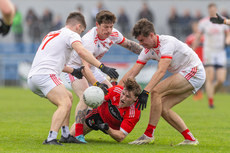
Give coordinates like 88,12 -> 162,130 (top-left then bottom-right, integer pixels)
72,78 -> 141,142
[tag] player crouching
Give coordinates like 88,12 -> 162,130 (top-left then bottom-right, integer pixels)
73,78 -> 142,142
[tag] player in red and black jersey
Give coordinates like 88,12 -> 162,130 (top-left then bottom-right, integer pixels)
78,78 -> 142,142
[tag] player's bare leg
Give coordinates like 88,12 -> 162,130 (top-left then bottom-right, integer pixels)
129,74 -> 197,145
214,67 -> 226,93
69,77 -> 89,143
58,90 -> 83,143
44,84 -> 72,145
205,66 -> 215,108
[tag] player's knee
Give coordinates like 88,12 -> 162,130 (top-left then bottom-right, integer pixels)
217,79 -> 225,85
59,96 -> 72,111
151,90 -> 161,100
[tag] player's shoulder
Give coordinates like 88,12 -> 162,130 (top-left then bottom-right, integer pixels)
109,28 -> 121,38
110,85 -> 123,93
82,27 -> 96,39
199,17 -> 209,24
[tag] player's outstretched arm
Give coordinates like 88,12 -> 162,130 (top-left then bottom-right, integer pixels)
72,41 -> 119,79
81,59 -> 108,94
119,38 -> 143,55
119,63 -> 144,86
62,66 -> 84,79
98,123 -> 126,142
81,59 -> 98,84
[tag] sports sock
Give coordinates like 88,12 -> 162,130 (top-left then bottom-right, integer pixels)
75,123 -> 83,137
209,98 -> 213,106
181,129 -> 196,141
47,131 -> 58,142
61,126 -> 70,138
144,124 -> 156,137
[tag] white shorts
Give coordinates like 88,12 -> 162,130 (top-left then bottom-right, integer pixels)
203,51 -> 227,66
179,64 -> 206,94
27,74 -> 63,97
64,68 -> 106,85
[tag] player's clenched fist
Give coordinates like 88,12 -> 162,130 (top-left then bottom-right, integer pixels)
71,66 -> 84,79
136,90 -> 149,110
99,63 -> 119,79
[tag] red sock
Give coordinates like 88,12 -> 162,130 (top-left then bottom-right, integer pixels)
75,123 -> 83,137
144,124 -> 156,137
181,129 -> 196,141
209,98 -> 213,106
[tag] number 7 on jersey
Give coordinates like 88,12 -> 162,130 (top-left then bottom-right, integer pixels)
41,32 -> 60,50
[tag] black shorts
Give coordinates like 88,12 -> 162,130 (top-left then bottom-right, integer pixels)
85,109 -> 106,133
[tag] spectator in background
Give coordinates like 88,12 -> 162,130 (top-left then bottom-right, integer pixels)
221,9 -> 230,19
137,2 -> 154,23
179,9 -> 193,38
168,7 -> 180,38
117,7 -> 130,38
91,1 -> 106,26
193,9 -> 203,22
12,6 -> 23,43
185,21 -> 204,101
76,4 -> 83,13
41,9 -> 53,36
51,15 -> 63,31
0,0 -> 15,36
26,8 -> 41,43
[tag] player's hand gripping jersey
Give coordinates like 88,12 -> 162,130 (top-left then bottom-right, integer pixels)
86,85 -> 140,135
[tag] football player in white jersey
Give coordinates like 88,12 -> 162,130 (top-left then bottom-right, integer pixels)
0,0 -> 15,36
65,10 -> 143,143
27,12 -> 119,145
193,3 -> 230,108
119,18 -> 206,145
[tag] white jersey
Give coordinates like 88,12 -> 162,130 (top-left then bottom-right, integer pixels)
198,17 -> 229,53
137,35 -> 202,73
67,27 -> 125,69
28,27 -> 81,78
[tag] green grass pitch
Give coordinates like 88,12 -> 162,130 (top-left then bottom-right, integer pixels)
0,87 -> 230,153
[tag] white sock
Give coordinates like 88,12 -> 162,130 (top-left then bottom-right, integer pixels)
61,126 -> 70,138
47,131 -> 58,142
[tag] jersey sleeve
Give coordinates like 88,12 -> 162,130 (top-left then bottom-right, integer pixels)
82,32 -> 95,54
136,48 -> 150,65
120,105 -> 141,135
104,85 -> 123,101
160,41 -> 174,59
112,28 -> 125,44
69,32 -> 82,48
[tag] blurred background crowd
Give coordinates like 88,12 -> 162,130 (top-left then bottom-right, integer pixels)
0,0 -> 230,90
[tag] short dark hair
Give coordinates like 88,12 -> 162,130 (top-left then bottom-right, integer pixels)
123,78 -> 142,97
96,10 -> 116,25
66,12 -> 86,29
132,18 -> 155,38
208,3 -> 217,9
